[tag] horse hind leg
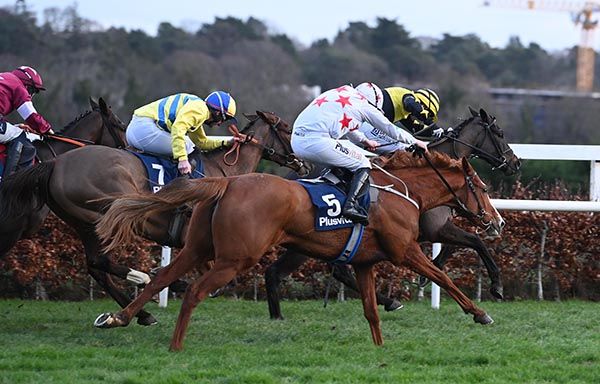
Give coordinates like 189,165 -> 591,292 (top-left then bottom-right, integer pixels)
264,249 -> 308,320
77,228 -> 156,326
353,264 -> 383,345
170,259 -> 247,351
94,245 -> 204,330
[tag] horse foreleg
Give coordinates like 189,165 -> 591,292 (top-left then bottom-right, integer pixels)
434,221 -> 503,300
397,242 -> 493,325
171,259 -> 243,351
264,250 -> 308,320
353,264 -> 383,345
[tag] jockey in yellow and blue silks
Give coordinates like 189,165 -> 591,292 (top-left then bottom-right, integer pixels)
126,91 -> 238,174
382,87 -> 444,137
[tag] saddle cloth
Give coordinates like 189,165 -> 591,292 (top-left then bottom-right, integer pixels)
129,151 -> 204,193
296,179 -> 370,231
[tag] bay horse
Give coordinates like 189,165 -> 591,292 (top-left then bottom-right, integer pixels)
266,107 -> 520,319
95,151 -> 504,351
0,111 -> 309,325
0,97 -> 126,255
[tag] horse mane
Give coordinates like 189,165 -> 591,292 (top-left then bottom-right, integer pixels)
56,110 -> 94,134
376,150 -> 461,170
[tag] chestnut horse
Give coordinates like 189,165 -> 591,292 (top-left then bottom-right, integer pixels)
0,97 -> 126,256
95,151 -> 504,350
0,111 -> 309,325
265,107 -> 520,318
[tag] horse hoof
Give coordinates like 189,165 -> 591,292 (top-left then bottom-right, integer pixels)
418,275 -> 429,288
490,286 -> 504,300
94,312 -> 116,328
209,288 -> 223,298
384,300 -> 404,312
137,314 -> 158,326
474,313 -> 494,325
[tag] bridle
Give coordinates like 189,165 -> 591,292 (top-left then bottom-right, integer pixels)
223,114 -> 308,175
419,150 -> 495,232
441,116 -> 518,173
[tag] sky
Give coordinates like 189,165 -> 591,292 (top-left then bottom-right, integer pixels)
3,0 -> 591,52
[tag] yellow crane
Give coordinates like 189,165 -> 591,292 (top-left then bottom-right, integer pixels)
483,1 -> 600,92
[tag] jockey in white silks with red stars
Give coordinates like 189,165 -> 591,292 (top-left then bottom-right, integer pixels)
291,83 -> 428,224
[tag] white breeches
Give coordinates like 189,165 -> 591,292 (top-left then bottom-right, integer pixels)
0,122 -> 24,143
126,115 -> 194,156
291,133 -> 371,171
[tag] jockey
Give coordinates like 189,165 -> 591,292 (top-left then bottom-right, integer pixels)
291,83 -> 428,224
0,66 -> 52,176
126,91 -> 239,175
382,86 -> 444,138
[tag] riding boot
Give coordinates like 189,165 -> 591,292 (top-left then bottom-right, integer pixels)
342,167 -> 370,225
3,140 -> 23,177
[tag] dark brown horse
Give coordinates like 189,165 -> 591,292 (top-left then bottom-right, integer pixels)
0,111 -> 309,325
95,151 -> 504,351
0,97 -> 126,255
265,107 -> 520,319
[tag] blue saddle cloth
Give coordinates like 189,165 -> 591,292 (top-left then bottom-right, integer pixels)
296,180 -> 370,231
129,151 -> 204,192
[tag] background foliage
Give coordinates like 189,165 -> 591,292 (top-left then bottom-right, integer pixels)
0,3 -> 598,300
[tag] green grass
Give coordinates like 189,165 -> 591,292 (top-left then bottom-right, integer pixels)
0,299 -> 598,383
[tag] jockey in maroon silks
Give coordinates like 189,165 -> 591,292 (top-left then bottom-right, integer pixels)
0,66 -> 52,177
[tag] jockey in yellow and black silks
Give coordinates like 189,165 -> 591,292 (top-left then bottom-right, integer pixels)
382,87 -> 444,138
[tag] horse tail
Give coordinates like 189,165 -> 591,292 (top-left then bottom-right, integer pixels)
0,161 -> 54,224
97,177 -> 229,252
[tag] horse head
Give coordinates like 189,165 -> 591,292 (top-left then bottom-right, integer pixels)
437,107 -> 521,176
242,111 -> 312,176
88,97 -> 127,148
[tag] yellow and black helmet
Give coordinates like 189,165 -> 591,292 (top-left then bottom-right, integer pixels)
414,88 -> 440,122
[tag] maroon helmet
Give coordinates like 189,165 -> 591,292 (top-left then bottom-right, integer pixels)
12,66 -> 46,92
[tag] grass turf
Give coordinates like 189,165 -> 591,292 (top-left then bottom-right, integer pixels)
0,298 -> 597,383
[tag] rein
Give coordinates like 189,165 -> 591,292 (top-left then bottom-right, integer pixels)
223,123 -> 258,166
418,150 -> 492,229
222,115 -> 306,173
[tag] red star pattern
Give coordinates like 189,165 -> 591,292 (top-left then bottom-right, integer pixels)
313,96 -> 328,107
339,113 -> 353,129
335,95 -> 352,108
335,85 -> 349,92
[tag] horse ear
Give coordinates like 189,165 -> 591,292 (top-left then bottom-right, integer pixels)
256,110 -> 269,121
468,106 -> 478,117
89,97 -> 99,111
479,108 -> 489,122
99,97 -> 110,115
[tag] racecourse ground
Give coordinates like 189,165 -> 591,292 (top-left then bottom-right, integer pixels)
0,298 -> 597,383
